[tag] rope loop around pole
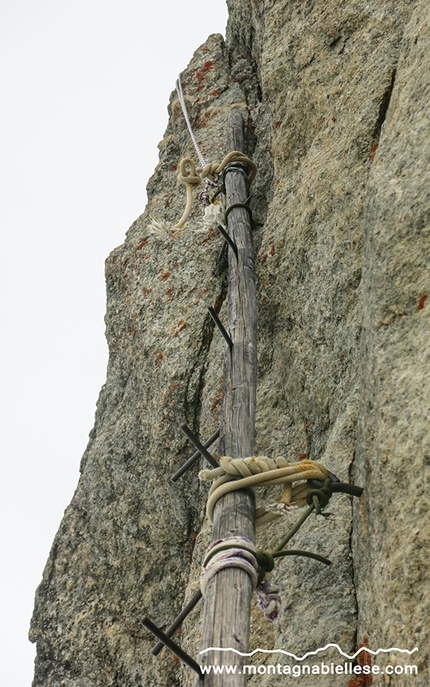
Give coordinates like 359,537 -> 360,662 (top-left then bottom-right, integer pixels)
222,164 -> 251,185
200,456 -> 329,524
224,202 -> 254,228
200,537 -> 259,596
198,470 -> 340,623
200,537 -> 282,622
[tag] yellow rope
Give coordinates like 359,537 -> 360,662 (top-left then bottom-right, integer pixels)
173,151 -> 256,229
200,457 -> 329,526
174,158 -> 201,229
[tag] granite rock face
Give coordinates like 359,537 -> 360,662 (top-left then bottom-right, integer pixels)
30,1 -> 429,686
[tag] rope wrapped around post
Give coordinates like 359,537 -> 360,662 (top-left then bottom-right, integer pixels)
173,151 -> 256,229
198,472 -> 337,623
200,537 -> 282,622
199,456 -> 329,526
148,151 -> 257,238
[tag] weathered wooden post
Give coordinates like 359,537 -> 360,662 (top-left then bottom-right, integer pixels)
198,109 -> 257,685
142,102 -> 364,684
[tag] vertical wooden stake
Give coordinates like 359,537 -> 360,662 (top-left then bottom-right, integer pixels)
198,110 -> 257,685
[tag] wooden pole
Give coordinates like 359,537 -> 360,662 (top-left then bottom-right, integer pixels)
198,110 -> 257,685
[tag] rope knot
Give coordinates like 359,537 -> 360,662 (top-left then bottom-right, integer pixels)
255,580 -> 282,622
256,550 -> 275,583
306,478 -> 333,511
177,158 -> 201,186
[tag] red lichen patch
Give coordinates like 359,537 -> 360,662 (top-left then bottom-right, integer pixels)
339,354 -> 345,361
348,637 -> 373,687
159,270 -> 171,281
210,386 -> 224,414
198,288 -> 208,298
166,288 -> 174,299
305,418 -> 312,429
173,320 -> 187,337
196,60 -> 213,90
269,245 -> 275,256
212,292 -> 225,313
163,383 -> 179,402
153,351 -> 164,368
190,531 -> 198,554
200,227 -> 218,245
273,121 -> 282,129
370,144 -> 378,161
211,89 -> 221,97
143,287 -> 152,297
173,262 -> 179,268
194,109 -> 218,130
299,453 -> 308,461
418,294 -> 428,310
194,112 -> 210,129
135,238 -> 149,252
261,249 -> 268,263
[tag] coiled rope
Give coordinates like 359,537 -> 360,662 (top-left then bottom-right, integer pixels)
200,536 -> 282,621
200,456 -> 329,526
200,537 -> 259,595
172,152 -> 256,230
199,462 -> 334,621
148,76 -> 257,237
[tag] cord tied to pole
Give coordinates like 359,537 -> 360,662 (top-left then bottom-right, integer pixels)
255,550 -> 275,582
306,478 -> 333,512
200,456 -> 329,524
147,75 -> 258,238
200,537 -> 282,622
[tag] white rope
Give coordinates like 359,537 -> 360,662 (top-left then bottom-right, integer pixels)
176,75 -> 207,169
200,537 -> 259,596
200,536 -> 282,621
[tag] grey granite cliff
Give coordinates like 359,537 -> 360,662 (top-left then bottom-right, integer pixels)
30,1 -> 430,685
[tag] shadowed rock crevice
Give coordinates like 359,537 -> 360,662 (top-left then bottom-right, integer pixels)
372,68 -> 397,144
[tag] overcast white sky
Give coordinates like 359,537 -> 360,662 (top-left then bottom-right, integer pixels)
0,2 -> 228,684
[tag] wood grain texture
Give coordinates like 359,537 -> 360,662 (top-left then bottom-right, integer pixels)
198,110 -> 257,686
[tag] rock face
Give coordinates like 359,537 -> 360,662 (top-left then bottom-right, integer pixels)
30,1 -> 429,686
